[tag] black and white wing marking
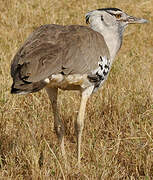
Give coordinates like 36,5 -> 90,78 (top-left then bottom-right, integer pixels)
88,56 -> 110,92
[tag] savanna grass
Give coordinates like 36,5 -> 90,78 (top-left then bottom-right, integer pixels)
0,0 -> 152,179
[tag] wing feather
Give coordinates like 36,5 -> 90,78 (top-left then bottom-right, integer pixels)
11,24 -> 110,92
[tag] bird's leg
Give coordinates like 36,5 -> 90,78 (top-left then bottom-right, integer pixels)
76,86 -> 94,166
45,87 -> 66,160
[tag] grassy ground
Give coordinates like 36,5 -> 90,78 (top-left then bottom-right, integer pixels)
0,0 -> 153,179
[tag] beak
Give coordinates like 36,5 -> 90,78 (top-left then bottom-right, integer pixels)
126,15 -> 149,24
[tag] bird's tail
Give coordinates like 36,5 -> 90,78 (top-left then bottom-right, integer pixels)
11,75 -> 47,95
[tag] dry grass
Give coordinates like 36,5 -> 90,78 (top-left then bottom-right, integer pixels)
0,0 -> 153,179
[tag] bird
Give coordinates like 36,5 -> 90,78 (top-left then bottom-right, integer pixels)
10,8 -> 148,166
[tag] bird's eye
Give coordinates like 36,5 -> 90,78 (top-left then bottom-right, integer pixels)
115,14 -> 121,19
101,15 -> 104,21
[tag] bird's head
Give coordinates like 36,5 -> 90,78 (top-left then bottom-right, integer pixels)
86,8 -> 148,60
85,8 -> 148,32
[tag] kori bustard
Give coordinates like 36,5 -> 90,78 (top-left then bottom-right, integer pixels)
10,8 -> 148,166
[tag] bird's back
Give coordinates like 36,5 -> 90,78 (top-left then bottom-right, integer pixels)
11,24 -> 110,94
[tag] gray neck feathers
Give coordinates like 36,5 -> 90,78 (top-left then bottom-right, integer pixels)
90,23 -> 123,63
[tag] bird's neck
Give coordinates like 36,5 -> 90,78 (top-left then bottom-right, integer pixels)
91,24 -> 123,63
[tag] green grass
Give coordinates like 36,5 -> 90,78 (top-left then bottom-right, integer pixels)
0,0 -> 153,179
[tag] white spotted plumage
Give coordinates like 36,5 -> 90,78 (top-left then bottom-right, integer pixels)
88,56 -> 111,92
92,56 -> 110,77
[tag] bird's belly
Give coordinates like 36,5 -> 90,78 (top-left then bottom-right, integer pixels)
45,74 -> 91,90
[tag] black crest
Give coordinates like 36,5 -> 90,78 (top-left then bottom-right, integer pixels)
97,8 -> 122,12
